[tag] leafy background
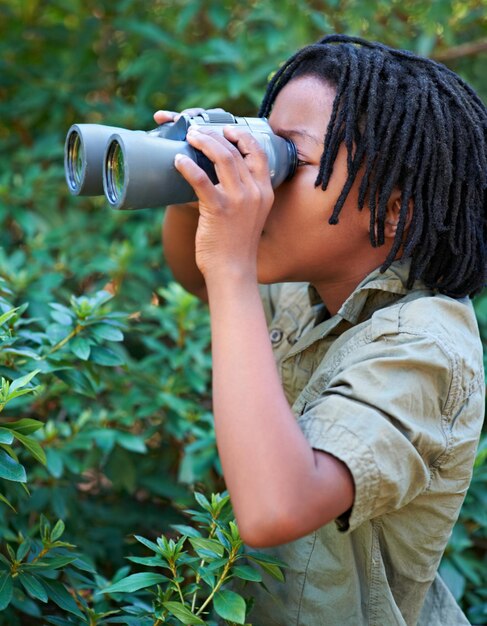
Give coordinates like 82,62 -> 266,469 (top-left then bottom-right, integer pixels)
0,0 -> 486,623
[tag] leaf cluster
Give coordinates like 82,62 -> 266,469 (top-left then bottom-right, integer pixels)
98,493 -> 285,625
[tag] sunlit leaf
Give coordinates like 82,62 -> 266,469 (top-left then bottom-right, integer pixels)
0,449 -> 27,482
101,572 -> 168,594
213,589 -> 247,624
162,601 -> 206,624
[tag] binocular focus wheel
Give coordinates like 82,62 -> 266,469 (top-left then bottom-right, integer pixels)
199,111 -> 236,124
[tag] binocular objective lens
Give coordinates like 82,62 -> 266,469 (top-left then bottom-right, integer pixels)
106,141 -> 125,204
67,132 -> 84,191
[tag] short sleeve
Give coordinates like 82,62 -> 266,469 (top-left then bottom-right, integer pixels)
297,328 -> 455,532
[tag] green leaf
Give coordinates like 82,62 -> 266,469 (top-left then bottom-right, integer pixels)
101,572 -> 168,594
0,428 -> 14,445
170,524 -> 202,538
439,559 -> 466,601
0,572 -> 13,610
134,535 -> 160,552
0,492 -> 16,511
19,573 -> 48,603
89,346 -> 125,366
4,386 -> 41,402
49,303 -> 74,318
43,580 -> 84,617
51,519 -> 65,542
231,564 -> 262,582
247,553 -> 286,582
189,537 -> 224,558
126,556 -> 170,568
17,538 -> 31,561
162,601 -> 206,624
22,555 -> 77,571
194,492 -> 211,511
12,430 -> 47,465
201,557 -> 228,573
0,449 -> 27,482
46,447 -> 64,478
3,418 -> 43,435
46,323 -> 68,345
70,336 -> 91,360
9,369 -> 40,394
55,369 -> 96,397
91,325 -> 124,342
213,589 -> 247,624
50,310 -> 73,326
115,432 -> 147,453
0,307 -> 19,327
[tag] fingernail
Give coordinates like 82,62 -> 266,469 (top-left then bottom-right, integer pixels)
174,153 -> 188,165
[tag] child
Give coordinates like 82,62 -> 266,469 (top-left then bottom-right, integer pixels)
155,34 -> 486,625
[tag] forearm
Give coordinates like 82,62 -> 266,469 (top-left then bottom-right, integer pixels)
207,274 -> 353,546
162,204 -> 207,300
171,124 -> 353,545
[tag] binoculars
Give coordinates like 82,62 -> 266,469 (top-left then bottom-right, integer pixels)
64,110 -> 298,210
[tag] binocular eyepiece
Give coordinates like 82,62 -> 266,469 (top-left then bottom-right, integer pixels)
64,110 -> 298,210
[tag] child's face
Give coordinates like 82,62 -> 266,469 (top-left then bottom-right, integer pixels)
257,75 -> 392,300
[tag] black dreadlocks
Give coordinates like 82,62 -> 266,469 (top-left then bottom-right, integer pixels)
259,34 -> 487,298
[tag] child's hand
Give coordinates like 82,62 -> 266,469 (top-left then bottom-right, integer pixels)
174,125 -> 274,285
153,107 -> 227,125
152,107 -> 227,213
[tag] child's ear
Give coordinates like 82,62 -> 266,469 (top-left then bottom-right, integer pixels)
384,189 -> 413,239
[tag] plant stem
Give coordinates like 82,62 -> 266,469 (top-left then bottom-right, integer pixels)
195,548 -> 236,617
46,324 -> 83,355
170,561 -> 186,606
191,521 -> 217,612
30,546 -> 49,564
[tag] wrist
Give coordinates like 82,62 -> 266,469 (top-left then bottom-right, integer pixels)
204,264 -> 259,298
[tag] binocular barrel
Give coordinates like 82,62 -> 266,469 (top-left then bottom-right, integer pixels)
65,124 -> 128,196
64,111 -> 298,210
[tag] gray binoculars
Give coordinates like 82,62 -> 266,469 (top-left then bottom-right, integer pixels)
64,110 -> 298,210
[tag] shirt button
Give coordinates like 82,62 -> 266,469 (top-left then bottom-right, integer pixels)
270,329 -> 283,344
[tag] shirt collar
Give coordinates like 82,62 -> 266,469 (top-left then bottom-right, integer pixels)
308,260 -> 424,326
284,261 -> 427,362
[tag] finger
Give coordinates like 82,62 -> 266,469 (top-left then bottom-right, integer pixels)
154,107 -> 228,125
182,107 -> 227,117
174,153 -> 220,208
180,107 -> 206,119
223,126 -> 271,182
153,110 -> 179,124
186,127 -> 250,188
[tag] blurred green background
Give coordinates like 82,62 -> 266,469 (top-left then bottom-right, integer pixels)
0,0 -> 486,623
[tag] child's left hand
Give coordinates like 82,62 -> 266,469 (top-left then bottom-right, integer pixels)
173,125 -> 274,286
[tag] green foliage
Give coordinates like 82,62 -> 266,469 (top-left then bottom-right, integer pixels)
0,268 -> 221,623
0,0 -> 485,623
439,293 -> 487,624
0,492 -> 285,625
97,493 -> 285,625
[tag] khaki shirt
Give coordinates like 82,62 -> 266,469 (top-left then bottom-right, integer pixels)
249,261 -> 484,626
